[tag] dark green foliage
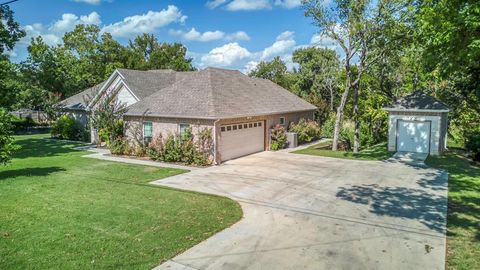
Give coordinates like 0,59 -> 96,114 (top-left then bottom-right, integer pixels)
10,116 -> 36,133
465,128 -> 480,161
248,56 -> 293,89
0,5 -> 25,55
0,109 -> 19,165
270,124 -> 287,150
288,118 -> 322,144
51,115 -> 87,141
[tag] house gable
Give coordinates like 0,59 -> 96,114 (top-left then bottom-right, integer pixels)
88,69 -> 139,110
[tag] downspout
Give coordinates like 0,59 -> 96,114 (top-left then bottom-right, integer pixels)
213,119 -> 220,165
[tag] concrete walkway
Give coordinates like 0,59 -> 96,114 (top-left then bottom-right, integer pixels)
389,151 -> 429,166
152,151 -> 448,270
81,146 -> 200,171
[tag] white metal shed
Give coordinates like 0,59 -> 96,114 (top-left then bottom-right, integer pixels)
383,91 -> 449,155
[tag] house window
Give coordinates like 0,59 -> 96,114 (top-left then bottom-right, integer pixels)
227,126 -> 232,131
143,122 -> 153,143
179,123 -> 190,138
244,124 -> 248,129
238,124 -> 243,130
221,126 -> 226,132
279,117 -> 286,125
258,122 -> 262,127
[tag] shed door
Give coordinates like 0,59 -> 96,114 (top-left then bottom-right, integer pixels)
218,122 -> 264,162
397,120 -> 430,153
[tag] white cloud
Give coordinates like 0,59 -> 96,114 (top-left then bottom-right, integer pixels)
20,11 -> 102,47
72,0 -> 102,4
261,31 -> 296,59
170,28 -> 250,42
243,60 -> 258,73
225,31 -> 250,41
274,0 -> 302,8
102,5 -> 187,38
50,12 -> 101,33
170,28 -> 225,42
206,0 -> 227,9
195,30 -> 297,71
226,0 -> 271,11
201,42 -> 251,66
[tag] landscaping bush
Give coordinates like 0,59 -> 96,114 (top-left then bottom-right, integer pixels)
109,137 -> 129,155
0,109 -> 20,165
321,113 -> 336,138
51,115 -> 88,141
465,128 -> 480,161
10,116 -> 37,133
145,127 -> 214,166
288,118 -> 321,144
270,124 -> 287,151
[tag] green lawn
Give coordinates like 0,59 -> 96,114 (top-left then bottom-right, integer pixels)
0,134 -> 242,270
292,141 -> 393,161
426,154 -> 480,270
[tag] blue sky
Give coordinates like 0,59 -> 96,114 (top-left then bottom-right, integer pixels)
7,0 -> 338,72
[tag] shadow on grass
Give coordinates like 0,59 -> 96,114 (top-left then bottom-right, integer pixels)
0,167 -> 66,180
13,138 -> 82,159
336,172 -> 448,233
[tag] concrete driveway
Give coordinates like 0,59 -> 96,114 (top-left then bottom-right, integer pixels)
152,151 -> 448,270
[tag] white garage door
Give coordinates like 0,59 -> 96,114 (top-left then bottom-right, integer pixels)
397,120 -> 431,153
218,121 -> 264,161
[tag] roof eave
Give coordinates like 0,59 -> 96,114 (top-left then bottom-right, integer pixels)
382,107 -> 450,113
123,108 -> 316,121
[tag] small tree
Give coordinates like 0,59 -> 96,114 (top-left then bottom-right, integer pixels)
0,109 -> 20,165
90,93 -> 128,145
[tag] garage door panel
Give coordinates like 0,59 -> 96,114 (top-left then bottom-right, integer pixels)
219,122 -> 264,161
397,120 -> 430,153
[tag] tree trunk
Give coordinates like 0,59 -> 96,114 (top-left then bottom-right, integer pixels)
353,83 -> 360,153
329,80 -> 334,111
332,69 -> 351,151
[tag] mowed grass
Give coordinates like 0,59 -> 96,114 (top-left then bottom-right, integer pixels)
292,141 -> 393,161
0,134 -> 242,270
426,154 -> 480,270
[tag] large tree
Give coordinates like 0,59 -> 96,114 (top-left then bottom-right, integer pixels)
303,0 -> 412,152
416,0 -> 480,139
248,56 -> 292,90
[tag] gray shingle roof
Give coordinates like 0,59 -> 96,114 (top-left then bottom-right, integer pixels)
124,67 -> 316,119
59,82 -> 104,110
385,91 -> 449,111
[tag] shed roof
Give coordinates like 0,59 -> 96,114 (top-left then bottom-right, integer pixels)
384,91 -> 449,111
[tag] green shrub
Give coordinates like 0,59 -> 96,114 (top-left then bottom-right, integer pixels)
321,113 -> 336,138
10,116 -> 37,133
51,115 -> 87,141
99,120 -> 124,145
465,128 -> 480,161
109,137 -> 129,155
0,109 -> 20,165
163,134 -> 182,162
288,118 -> 321,144
270,124 -> 287,151
146,127 -> 213,166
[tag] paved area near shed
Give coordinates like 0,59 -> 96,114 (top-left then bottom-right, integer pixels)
152,151 -> 448,270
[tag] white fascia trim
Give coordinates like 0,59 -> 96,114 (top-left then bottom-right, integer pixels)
382,108 -> 450,113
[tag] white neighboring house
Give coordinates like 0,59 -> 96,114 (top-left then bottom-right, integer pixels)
383,91 -> 449,155
59,67 -> 316,163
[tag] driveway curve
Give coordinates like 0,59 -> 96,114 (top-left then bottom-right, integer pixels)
152,151 -> 448,270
